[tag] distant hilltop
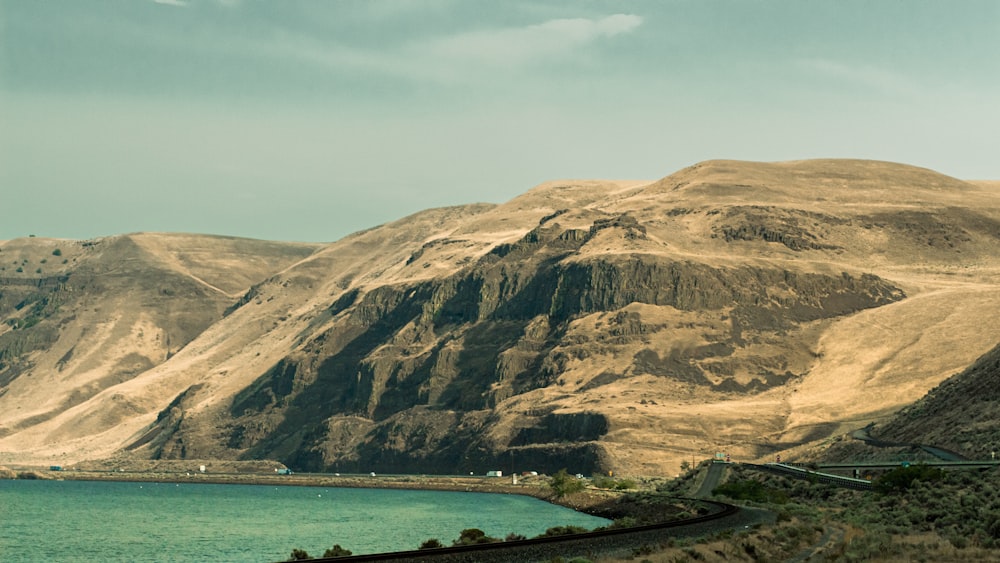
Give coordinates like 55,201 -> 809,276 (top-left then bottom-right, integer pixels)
1,159 -> 998,476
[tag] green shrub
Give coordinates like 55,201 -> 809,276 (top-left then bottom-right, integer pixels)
615,478 -> 637,490
52,249 -> 62,256
875,465 -> 945,494
321,545 -> 351,557
453,528 -> 499,545
592,474 -> 636,490
713,479 -> 788,504
591,474 -> 615,489
536,525 -> 590,538
549,468 -> 586,497
419,538 -> 443,549
611,516 -> 639,529
287,548 -> 311,560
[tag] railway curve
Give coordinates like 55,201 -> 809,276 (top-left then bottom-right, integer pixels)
302,498 -> 747,563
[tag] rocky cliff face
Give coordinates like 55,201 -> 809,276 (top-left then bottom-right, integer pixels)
203,215 -> 903,474
0,234 -> 320,452
2,160 -> 998,476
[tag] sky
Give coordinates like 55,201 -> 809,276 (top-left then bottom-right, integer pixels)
1,1 -> 998,243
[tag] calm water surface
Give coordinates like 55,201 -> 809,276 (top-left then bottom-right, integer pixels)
0,479 -> 609,562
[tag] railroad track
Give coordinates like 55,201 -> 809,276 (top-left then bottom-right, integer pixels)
302,498 -> 740,562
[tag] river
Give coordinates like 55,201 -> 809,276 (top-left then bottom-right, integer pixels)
0,479 -> 609,562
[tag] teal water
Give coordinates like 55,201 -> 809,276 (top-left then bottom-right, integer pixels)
0,479 -> 609,562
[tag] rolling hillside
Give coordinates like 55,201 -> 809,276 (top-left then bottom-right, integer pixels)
1,159 -> 997,476
871,342 -> 1000,459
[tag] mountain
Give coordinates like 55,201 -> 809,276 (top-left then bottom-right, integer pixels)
873,342 -> 1000,458
0,234 -> 321,459
1,159 -> 997,476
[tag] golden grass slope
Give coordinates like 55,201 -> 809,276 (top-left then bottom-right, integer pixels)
1,160 -> 998,475
0,233 -> 321,463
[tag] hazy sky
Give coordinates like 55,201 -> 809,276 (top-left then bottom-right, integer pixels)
2,1 -> 998,242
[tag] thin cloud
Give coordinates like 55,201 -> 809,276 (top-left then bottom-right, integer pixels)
420,14 -> 643,67
251,14 -> 643,86
74,9 -> 641,89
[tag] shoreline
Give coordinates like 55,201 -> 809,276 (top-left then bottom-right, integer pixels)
1,466 -> 623,517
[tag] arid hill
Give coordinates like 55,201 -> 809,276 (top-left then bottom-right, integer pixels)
1,159 -> 997,476
0,234 -> 321,458
873,342 -> 1000,458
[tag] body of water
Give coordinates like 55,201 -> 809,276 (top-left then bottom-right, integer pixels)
0,479 -> 609,562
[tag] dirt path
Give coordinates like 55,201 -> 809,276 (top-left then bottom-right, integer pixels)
787,525 -> 845,562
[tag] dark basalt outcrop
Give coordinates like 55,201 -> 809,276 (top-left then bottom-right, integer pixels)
0,233 -> 319,445
206,214 -> 904,474
8,159 -> 992,474
0,276 -> 70,387
715,206 -> 846,251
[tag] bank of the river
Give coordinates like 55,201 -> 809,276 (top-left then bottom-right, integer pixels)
2,462 -> 759,562
1,477 -> 616,563
0,462 -> 623,516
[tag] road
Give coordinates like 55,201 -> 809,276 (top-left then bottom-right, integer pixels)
693,461 -> 727,498
850,423 -> 969,461
817,460 -> 1000,470
742,462 -> 874,490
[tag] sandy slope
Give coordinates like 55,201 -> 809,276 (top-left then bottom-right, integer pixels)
1,160 -> 997,475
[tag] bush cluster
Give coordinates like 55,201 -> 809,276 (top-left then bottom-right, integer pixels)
874,464 -> 945,494
288,520 -> 600,560
452,528 -> 500,545
725,464 -> 1000,553
712,478 -> 789,504
549,468 -> 586,497
591,474 -> 637,490
285,544 -> 352,560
